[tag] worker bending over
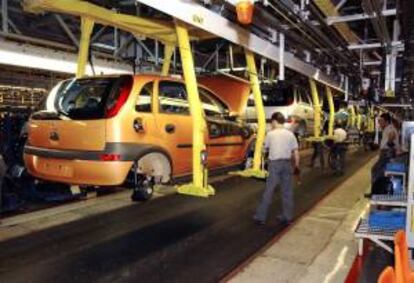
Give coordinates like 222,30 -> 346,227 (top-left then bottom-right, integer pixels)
254,112 -> 300,226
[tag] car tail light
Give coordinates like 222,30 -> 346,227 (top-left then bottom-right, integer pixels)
105,77 -> 133,118
100,154 -> 121,161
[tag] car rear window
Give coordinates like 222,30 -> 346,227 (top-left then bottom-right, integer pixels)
261,85 -> 294,107
44,75 -> 132,120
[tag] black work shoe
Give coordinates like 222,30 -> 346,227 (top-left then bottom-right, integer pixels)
277,215 -> 292,226
253,217 -> 266,226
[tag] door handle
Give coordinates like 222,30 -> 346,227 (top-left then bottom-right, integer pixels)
133,118 -> 145,133
165,124 -> 175,134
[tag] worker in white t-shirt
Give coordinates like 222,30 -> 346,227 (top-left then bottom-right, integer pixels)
330,121 -> 348,175
254,112 -> 300,226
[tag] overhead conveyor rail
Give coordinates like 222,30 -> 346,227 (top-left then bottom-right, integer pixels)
134,0 -> 345,93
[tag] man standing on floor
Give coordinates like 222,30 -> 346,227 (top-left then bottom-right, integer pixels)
254,112 -> 300,226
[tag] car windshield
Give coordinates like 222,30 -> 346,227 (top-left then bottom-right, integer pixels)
45,75 -> 131,120
261,85 -> 294,107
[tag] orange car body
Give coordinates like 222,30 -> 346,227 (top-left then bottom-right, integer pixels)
24,74 -> 253,187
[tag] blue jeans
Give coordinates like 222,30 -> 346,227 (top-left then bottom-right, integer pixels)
254,160 -> 294,222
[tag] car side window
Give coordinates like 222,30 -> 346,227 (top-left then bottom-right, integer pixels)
301,89 -> 312,105
297,89 -> 306,104
198,87 -> 228,118
159,81 -> 189,115
135,81 -> 153,112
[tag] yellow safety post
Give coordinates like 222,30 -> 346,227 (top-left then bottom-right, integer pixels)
348,105 -> 356,129
356,107 -> 362,131
368,106 -> 375,132
76,16 -> 94,78
161,44 -> 175,76
326,86 -> 335,138
231,50 -> 266,179
307,79 -> 323,142
175,21 -> 214,197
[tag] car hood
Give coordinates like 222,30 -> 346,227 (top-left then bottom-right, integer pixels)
199,75 -> 250,116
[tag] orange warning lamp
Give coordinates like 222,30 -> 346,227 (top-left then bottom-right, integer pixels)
236,0 -> 254,25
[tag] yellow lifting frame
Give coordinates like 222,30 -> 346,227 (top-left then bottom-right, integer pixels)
367,106 -> 375,133
161,44 -> 175,76
231,50 -> 267,179
76,17 -> 94,78
307,79 -> 324,142
175,21 -> 214,197
356,107 -> 362,131
24,0 -> 214,45
325,86 -> 335,137
348,105 -> 356,128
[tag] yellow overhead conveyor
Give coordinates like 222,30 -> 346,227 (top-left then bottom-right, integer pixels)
23,0 -> 214,45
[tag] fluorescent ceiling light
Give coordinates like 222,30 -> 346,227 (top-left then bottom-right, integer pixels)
0,39 -> 132,75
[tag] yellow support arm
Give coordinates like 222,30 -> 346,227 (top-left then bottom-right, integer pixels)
368,106 -> 375,132
326,86 -> 335,137
310,79 -> 322,139
348,105 -> 356,128
356,108 -> 362,131
161,44 -> 175,76
24,0 -> 214,45
76,17 -> 94,78
245,50 -> 266,173
229,50 -> 267,179
175,21 -> 214,197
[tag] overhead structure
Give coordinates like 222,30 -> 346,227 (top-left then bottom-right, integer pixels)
135,0 -> 345,92
313,0 -> 359,44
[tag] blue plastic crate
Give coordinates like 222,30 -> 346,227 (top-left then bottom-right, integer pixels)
368,210 -> 406,230
386,162 -> 406,173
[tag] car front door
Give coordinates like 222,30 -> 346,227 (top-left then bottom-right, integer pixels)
198,87 -> 246,168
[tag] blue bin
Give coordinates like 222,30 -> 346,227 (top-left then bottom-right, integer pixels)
386,162 -> 406,173
368,210 -> 406,230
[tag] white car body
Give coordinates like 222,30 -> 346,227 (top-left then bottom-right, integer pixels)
244,84 -> 315,137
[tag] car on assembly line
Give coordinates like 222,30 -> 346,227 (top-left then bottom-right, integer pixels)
23,74 -> 254,201
244,82 -> 316,137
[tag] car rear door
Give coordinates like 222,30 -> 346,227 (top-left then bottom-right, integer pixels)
155,80 -> 193,176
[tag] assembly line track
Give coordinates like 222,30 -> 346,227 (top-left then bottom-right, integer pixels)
0,149 -> 376,283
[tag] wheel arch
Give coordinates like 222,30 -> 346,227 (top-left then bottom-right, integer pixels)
132,146 -> 173,184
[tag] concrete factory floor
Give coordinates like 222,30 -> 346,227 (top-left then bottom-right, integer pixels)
0,148 -> 376,283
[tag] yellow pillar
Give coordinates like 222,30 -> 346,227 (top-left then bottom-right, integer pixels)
309,79 -> 322,140
368,106 -> 375,132
230,50 -> 267,179
349,105 -> 356,128
161,44 -> 175,76
245,51 -> 266,173
326,86 -> 335,137
77,16 -> 94,78
175,21 -> 214,197
356,109 -> 362,131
